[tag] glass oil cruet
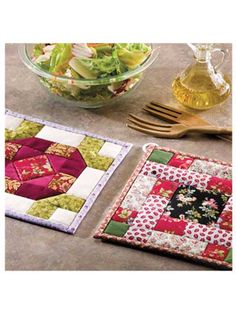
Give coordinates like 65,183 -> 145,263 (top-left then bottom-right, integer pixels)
172,44 -> 231,110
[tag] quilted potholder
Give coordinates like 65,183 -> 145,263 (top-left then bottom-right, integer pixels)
95,144 -> 232,269
5,110 -> 132,234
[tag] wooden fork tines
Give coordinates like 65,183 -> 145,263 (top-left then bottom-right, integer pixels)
127,114 -> 232,139
144,101 -> 211,126
143,101 -> 232,142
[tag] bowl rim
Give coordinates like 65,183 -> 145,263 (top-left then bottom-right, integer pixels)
18,43 -> 159,86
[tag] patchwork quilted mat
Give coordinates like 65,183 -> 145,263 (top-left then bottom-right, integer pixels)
5,110 -> 132,233
95,144 -> 233,269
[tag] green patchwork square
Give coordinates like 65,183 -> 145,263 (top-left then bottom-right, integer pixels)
78,136 -> 113,171
104,220 -> 129,237
225,248 -> 232,264
5,120 -> 43,141
148,150 -> 174,164
27,194 -> 85,219
27,201 -> 57,219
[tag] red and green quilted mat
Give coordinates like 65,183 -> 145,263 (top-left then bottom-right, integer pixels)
5,110 -> 132,234
95,144 -> 232,269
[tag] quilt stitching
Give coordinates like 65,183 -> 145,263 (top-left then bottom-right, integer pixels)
95,145 -> 233,269
5,111 -> 132,233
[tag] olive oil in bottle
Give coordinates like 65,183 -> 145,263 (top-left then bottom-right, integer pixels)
172,44 -> 231,110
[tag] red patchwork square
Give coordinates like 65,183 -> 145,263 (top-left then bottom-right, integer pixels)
150,179 -> 179,199
5,177 -> 21,194
14,155 -> 55,181
112,207 -> 138,224
207,176 -> 232,195
154,215 -> 187,235
5,142 -> 22,160
48,172 -> 76,193
168,153 -> 194,169
218,211 -> 232,231
202,243 -> 229,261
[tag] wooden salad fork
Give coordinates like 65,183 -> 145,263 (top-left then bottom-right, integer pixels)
127,114 -> 232,139
144,101 -> 232,141
127,101 -> 232,140
144,102 -> 217,126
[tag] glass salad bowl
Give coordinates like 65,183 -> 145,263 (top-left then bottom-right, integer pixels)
18,43 -> 159,108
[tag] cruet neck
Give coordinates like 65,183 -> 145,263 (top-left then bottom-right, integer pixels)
188,43 -> 214,63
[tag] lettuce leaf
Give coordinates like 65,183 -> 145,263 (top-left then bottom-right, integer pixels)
49,44 -> 72,74
33,43 -> 151,78
115,43 -> 151,69
69,57 -> 98,79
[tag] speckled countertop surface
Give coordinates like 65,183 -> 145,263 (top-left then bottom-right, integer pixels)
5,43 -> 232,270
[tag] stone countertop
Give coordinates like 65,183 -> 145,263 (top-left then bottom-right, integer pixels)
5,43 -> 232,270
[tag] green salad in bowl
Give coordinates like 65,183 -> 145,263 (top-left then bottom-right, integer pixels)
19,43 -> 158,108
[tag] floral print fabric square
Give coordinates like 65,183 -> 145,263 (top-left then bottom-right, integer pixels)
165,185 -> 228,225
48,173 -> 76,193
150,179 -> 179,199
5,111 -> 131,234
96,145 -> 232,269
207,176 -> 232,195
14,155 -> 54,181
188,159 -> 232,179
168,153 -> 194,169
112,207 -> 138,224
217,210 -> 232,231
5,177 -> 21,194
154,215 -> 188,236
5,142 -> 22,160
148,230 -> 207,255
121,174 -> 157,211
202,244 -> 229,261
45,143 -> 76,158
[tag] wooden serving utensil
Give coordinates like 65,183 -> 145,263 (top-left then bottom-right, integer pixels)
143,101 -> 232,141
127,114 -> 232,139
